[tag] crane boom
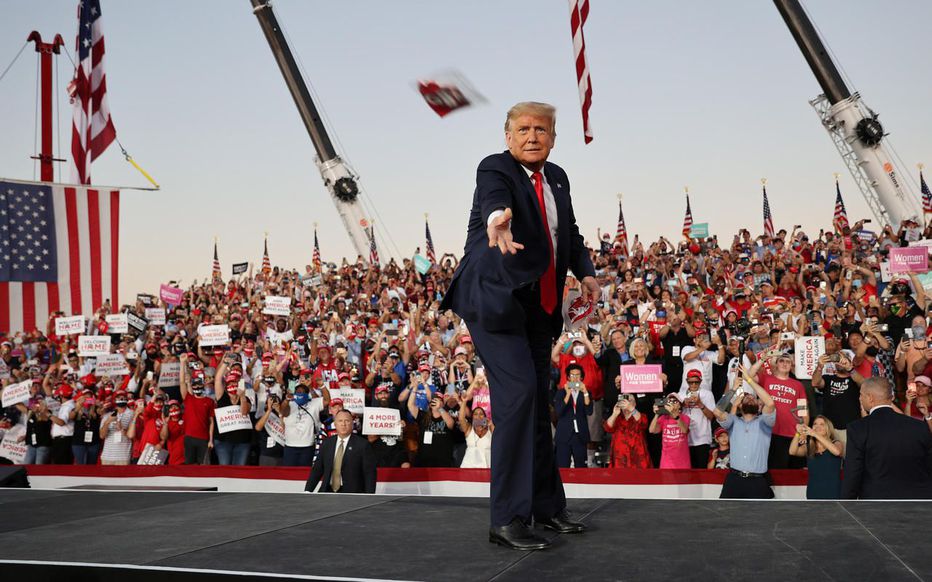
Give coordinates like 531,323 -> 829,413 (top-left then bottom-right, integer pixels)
774,0 -> 921,226
250,0 -> 372,258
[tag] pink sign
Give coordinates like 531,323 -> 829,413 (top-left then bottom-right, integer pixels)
889,247 -> 929,273
619,364 -> 663,394
159,284 -> 183,306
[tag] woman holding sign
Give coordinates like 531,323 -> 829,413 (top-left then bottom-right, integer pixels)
212,360 -> 253,466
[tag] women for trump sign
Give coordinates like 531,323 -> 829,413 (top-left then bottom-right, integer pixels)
619,365 -> 663,393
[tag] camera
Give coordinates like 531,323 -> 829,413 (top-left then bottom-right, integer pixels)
827,353 -> 841,363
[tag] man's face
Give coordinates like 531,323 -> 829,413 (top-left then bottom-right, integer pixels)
334,412 -> 353,437
776,356 -> 793,373
504,114 -> 554,170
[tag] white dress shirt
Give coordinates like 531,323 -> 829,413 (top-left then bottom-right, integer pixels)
487,164 -> 558,265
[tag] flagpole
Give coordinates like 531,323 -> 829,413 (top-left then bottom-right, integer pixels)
920,163 -> 927,229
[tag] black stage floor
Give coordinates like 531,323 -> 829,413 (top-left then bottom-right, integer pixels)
0,489 -> 929,582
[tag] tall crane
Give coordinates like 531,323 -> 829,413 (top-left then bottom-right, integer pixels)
774,0 -> 922,227
250,0 -> 372,258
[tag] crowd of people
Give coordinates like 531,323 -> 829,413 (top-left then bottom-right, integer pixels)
2,215 -> 932,499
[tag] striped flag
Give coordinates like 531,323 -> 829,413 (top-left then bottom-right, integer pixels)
682,194 -> 693,238
312,228 -> 321,272
212,241 -> 221,280
425,218 -> 437,264
614,199 -> 628,258
368,227 -> 380,266
568,0 -> 593,144
69,0 -> 116,185
921,169 -> 932,215
261,237 -> 271,274
0,179 -> 119,333
833,180 -> 849,232
762,185 -> 775,238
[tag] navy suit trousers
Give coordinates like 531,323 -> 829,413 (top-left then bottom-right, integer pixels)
467,288 -> 566,527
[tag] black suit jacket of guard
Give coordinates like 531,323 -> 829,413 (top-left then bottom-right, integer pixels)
305,433 -> 377,494
841,407 -> 932,499
440,151 -> 595,335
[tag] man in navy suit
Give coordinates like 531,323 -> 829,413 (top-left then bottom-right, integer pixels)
440,102 -> 600,550
842,377 -> 932,499
554,363 -> 593,468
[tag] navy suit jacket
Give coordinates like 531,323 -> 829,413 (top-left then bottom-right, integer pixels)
553,390 -> 593,443
440,152 -> 595,335
841,407 -> 932,499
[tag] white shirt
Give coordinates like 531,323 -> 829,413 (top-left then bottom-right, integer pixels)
680,346 -> 716,393
676,388 -> 717,446
282,398 -> 323,447
487,165 -> 558,264
52,399 -> 75,438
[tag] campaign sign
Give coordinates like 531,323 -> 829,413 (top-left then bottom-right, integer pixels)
1,380 -> 32,408
794,336 -> 826,379
232,262 -> 248,276
619,365 -> 663,394
158,361 -> 181,388
413,254 -> 432,275
55,315 -> 84,335
95,354 -> 130,377
302,275 -> 322,287
127,312 -> 148,335
362,407 -> 402,436
889,247 -> 929,273
262,295 -> 291,316
105,313 -> 128,334
337,387 -> 366,414
159,284 -> 184,307
199,324 -> 230,346
137,443 -> 169,465
137,293 -> 156,306
266,329 -> 293,346
78,335 -> 111,357
690,223 -> 709,238
264,412 -> 286,446
215,405 -> 252,434
145,308 -> 166,326
0,426 -> 27,464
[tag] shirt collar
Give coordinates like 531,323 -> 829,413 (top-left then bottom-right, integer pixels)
868,404 -> 894,414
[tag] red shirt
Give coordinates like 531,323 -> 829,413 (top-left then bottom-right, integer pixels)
182,393 -> 216,440
313,361 -> 340,390
140,403 -> 163,446
757,372 -> 805,438
165,418 -> 185,465
556,352 -> 603,400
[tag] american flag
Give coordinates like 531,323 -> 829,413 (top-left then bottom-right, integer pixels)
312,228 -> 321,272
425,218 -> 436,264
615,200 -> 628,258
568,0 -> 593,144
833,180 -> 849,232
69,0 -> 116,185
368,227 -> 380,266
0,180 -> 119,333
762,185 -> 775,238
682,194 -> 693,238
921,169 -> 932,215
212,241 -> 221,280
261,237 -> 271,274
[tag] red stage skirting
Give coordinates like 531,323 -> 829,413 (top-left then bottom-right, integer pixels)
22,465 -> 811,486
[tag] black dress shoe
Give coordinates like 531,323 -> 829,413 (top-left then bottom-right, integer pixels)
535,510 -> 587,534
489,518 -> 552,551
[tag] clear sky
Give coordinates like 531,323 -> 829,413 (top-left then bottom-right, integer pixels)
1,1 -> 930,299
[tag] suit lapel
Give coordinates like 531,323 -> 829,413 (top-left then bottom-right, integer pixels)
545,164 -> 568,248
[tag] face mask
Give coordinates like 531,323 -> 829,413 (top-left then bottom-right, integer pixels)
852,279 -> 862,288
572,346 -> 586,357
191,388 -> 205,396
740,403 -> 760,416
294,392 -> 309,406
912,325 -> 926,339
891,305 -> 901,316
169,410 -> 181,419
115,400 -> 127,407
865,346 -> 879,358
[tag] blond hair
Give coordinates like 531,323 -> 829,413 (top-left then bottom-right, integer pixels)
808,415 -> 838,457
504,102 -> 556,134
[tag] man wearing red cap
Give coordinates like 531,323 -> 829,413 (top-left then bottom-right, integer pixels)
440,102 -> 599,550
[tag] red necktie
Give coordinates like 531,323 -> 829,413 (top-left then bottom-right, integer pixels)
532,172 -> 557,314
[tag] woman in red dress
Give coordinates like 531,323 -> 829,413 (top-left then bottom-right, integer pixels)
603,395 -> 651,468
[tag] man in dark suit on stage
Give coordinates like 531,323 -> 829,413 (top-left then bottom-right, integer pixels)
440,102 -> 600,550
305,410 -> 377,494
842,377 -> 932,499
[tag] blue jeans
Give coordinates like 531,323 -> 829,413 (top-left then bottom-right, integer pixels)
72,443 -> 100,465
214,440 -> 250,466
282,445 -> 314,467
25,446 -> 51,464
